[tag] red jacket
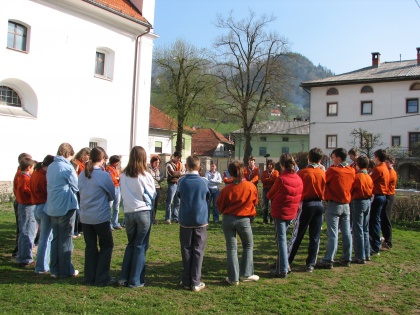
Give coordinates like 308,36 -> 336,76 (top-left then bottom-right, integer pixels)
217,180 -> 258,217
370,162 -> 389,195
297,166 -> 325,201
351,170 -> 373,200
325,164 -> 355,204
77,159 -> 85,176
106,165 -> 121,187
267,170 -> 303,221
30,169 -> 47,204
244,166 -> 259,186
261,169 -> 280,189
16,172 -> 32,205
388,168 -> 397,195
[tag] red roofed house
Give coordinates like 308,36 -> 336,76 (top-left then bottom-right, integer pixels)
148,105 -> 193,157
192,128 -> 234,158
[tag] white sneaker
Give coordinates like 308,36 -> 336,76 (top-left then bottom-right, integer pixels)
73,270 -> 79,277
240,275 -> 259,282
192,282 -> 205,292
225,277 -> 239,286
165,220 -> 171,225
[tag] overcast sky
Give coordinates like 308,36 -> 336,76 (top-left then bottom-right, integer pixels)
153,0 -> 420,75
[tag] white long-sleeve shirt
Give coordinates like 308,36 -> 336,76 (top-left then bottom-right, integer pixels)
120,172 -> 156,213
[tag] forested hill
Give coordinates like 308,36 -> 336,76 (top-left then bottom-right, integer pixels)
280,52 -> 334,109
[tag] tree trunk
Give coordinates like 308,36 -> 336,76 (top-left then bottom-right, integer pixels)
175,124 -> 183,153
243,129 -> 253,164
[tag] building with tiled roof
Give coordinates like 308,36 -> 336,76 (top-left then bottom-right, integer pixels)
232,120 -> 310,163
148,106 -> 193,158
0,0 -> 156,181
191,128 -> 234,157
301,48 -> 420,182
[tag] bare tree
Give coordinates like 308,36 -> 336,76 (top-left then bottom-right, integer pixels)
349,128 -> 383,158
211,10 -> 290,163
153,39 -> 214,153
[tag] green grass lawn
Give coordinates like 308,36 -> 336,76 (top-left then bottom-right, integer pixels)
0,202 -> 419,315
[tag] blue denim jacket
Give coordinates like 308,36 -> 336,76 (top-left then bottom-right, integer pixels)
46,155 -> 79,216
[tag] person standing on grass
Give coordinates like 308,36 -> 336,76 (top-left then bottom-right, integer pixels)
177,156 -> 210,292
204,163 -> 222,223
287,148 -> 325,273
350,156 -> 373,264
106,155 -> 122,230
31,155 -> 55,274
381,155 -> 397,250
267,154 -> 303,278
46,143 -> 79,278
119,146 -> 156,288
316,148 -> 355,269
78,147 -> 116,286
217,161 -> 259,285
369,149 -> 389,256
15,157 -> 36,268
261,159 -> 279,224
148,156 -> 164,224
165,151 -> 183,224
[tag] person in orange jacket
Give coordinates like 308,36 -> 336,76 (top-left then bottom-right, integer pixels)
261,159 -> 279,224
244,156 -> 259,186
381,155 -> 398,250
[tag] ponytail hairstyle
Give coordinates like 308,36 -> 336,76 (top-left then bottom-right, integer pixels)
84,147 -> 105,178
228,161 -> 245,182
124,146 -> 148,178
280,153 -> 297,173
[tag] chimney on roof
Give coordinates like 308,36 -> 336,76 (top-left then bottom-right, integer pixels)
371,52 -> 380,67
417,47 -> 420,65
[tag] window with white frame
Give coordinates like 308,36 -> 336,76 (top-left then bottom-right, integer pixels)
7,21 -> 28,52
326,135 -> 337,149
361,101 -> 372,115
406,99 -> 418,113
0,86 -> 22,107
326,88 -> 338,95
155,141 -> 163,153
327,103 -> 338,116
361,86 -> 373,93
391,136 -> 401,147
95,48 -> 115,80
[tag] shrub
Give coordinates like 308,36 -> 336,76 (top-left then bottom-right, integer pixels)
392,194 -> 420,223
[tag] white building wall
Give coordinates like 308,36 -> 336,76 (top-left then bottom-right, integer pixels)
0,0 -> 155,180
309,81 -> 420,157
148,130 -> 173,156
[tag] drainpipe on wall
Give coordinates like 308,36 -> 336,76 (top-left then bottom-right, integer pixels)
130,27 -> 151,149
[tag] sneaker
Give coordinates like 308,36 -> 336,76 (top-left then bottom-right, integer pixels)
50,274 -> 58,278
165,220 -> 171,225
351,258 -> 366,264
240,275 -> 259,282
315,261 -> 333,269
179,281 -> 190,290
73,270 -> 79,277
118,280 -> 127,287
366,256 -> 371,261
381,241 -> 390,251
34,270 -> 49,274
192,282 -> 205,292
225,277 -> 239,286
370,249 -> 380,256
270,269 -> 287,278
19,261 -> 36,268
114,226 -> 123,230
306,265 -> 314,272
339,260 -> 351,267
128,283 -> 145,289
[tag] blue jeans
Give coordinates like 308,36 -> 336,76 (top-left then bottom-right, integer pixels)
351,199 -> 370,260
288,200 -> 324,267
207,189 -> 220,222
369,195 -> 386,253
222,215 -> 254,282
165,183 -> 180,221
274,219 -> 291,274
110,186 -> 121,228
180,226 -> 207,287
34,203 -> 52,272
120,210 -> 152,288
17,204 -> 36,264
50,209 -> 76,278
83,221 -> 114,286
321,201 -> 352,263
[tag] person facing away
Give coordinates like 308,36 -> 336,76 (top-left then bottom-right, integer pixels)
261,159 -> 280,224
369,149 -> 389,256
316,147 -> 355,269
381,155 -> 398,250
165,151 -> 184,224
350,155 -> 373,264
106,155 -> 122,230
204,163 -> 223,223
177,155 -> 210,292
216,161 -> 259,285
15,157 -> 36,268
78,146 -> 116,286
119,146 -> 156,288
287,148 -> 326,273
30,154 -> 55,274
46,143 -> 79,278
267,153 -> 303,278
